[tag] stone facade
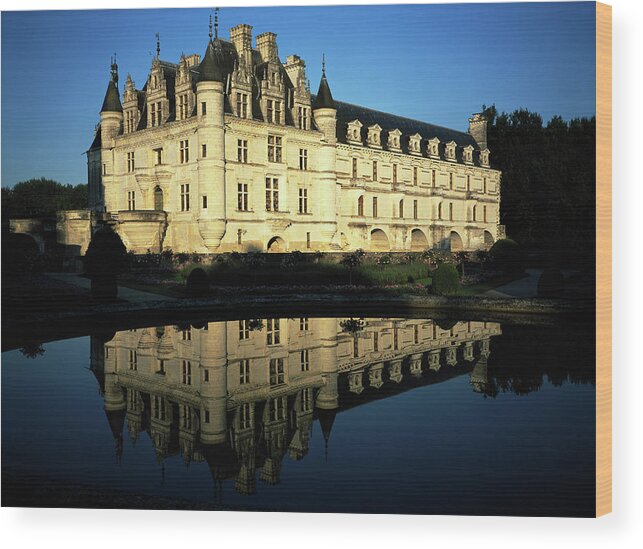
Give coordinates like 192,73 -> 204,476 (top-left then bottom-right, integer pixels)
72,22 -> 502,254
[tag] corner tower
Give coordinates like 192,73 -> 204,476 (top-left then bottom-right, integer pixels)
99,57 -> 123,212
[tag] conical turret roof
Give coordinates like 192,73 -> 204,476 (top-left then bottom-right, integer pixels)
198,39 -> 225,83
313,69 -> 335,110
101,79 -> 122,113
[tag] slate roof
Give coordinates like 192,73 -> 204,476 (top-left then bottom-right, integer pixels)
312,72 -> 335,109
101,80 -> 122,113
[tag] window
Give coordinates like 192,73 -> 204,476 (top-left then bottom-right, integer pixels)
269,397 -> 286,421
392,163 -> 398,183
265,177 -> 279,211
298,188 -> 308,214
372,196 -> 378,217
182,360 -> 192,385
267,100 -> 281,124
413,200 -> 418,220
202,144 -> 207,158
157,359 -> 166,375
449,202 -> 454,221
201,101 -> 207,115
202,195 -> 208,209
239,402 -> 252,429
150,101 -> 162,127
236,92 -> 248,118
357,195 -> 364,216
373,160 -> 378,181
238,183 -> 249,211
449,172 -> 453,190
180,184 -> 190,211
239,320 -> 250,340
467,174 -> 471,191
267,318 -> 280,345
203,368 -> 209,382
483,177 -> 488,193
352,158 -> 358,179
269,358 -> 285,386
126,110 -> 136,133
237,229 -> 243,245
153,396 -> 166,421
181,327 -> 191,341
267,135 -> 282,162
299,148 -> 308,170
237,139 -> 248,163
103,163 -> 106,175
483,205 -> 488,223
275,101 -> 282,124
204,409 -> 210,423
399,199 -> 404,218
413,167 -> 418,186
432,169 -> 436,186
154,148 -> 163,165
472,204 -> 477,221
129,349 -> 137,370
300,349 -> 310,372
127,191 -> 136,210
239,359 -> 250,385
127,151 -> 135,172
306,232 -> 311,249
300,317 -> 309,331
414,325 -> 419,344
438,202 -> 442,220
178,93 -> 189,120
179,139 -> 189,163
298,106 -> 309,129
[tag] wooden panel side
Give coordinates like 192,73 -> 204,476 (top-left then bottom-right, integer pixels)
595,0 -> 612,518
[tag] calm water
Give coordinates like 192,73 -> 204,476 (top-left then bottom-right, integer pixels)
2,316 -> 595,516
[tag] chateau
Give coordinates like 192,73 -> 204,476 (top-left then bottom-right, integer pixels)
93,316 -> 501,491
64,20 -> 503,254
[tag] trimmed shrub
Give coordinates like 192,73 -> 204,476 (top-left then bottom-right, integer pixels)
186,267 -> 210,296
489,239 -> 525,275
430,263 -> 460,296
84,227 -> 128,300
537,268 -> 564,298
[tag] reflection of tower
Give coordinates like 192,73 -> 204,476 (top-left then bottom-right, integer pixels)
261,398 -> 288,485
470,354 -> 489,393
368,362 -> 384,388
200,322 -> 228,445
428,349 -> 441,372
388,358 -> 403,383
234,428 -> 256,495
317,407 -> 337,463
126,388 -> 143,446
316,318 -> 340,410
288,390 -> 314,460
102,334 -> 126,458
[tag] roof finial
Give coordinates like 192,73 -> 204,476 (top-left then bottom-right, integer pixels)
209,13 -> 213,40
214,7 -> 219,39
110,53 -> 118,84
155,32 -> 161,58
322,53 -> 326,76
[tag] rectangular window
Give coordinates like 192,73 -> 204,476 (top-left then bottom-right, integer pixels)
203,368 -> 210,383
483,205 -> 488,223
202,195 -> 208,209
239,359 -> 250,385
298,106 -> 309,129
267,99 -> 274,123
265,177 -> 279,211
267,318 -> 280,345
239,319 -> 250,340
127,191 -> 136,211
269,358 -> 285,386
483,177 -> 488,193
298,188 -> 308,214
357,196 -> 364,216
267,135 -> 282,163
202,143 -> 207,158
352,158 -> 358,179
299,148 -> 308,170
182,360 -> 192,385
201,101 -> 207,115
275,101 -> 282,124
103,163 -> 106,175
154,396 -> 166,420
306,232 -> 311,249
299,317 -> 309,331
372,196 -> 378,217
432,169 -> 436,186
240,402 -> 252,429
373,332 -> 379,352
179,139 -> 189,163
394,329 -> 399,350
413,166 -> 418,186
413,200 -> 418,220
392,163 -> 397,183
237,139 -> 248,163
399,199 -> 404,218
178,93 -> 189,120
237,183 -> 249,211
180,184 -> 190,211
237,229 -> 243,245
127,151 -> 135,172
373,161 -> 378,181
126,110 -> 136,133
449,202 -> 454,221
449,172 -> 453,190
236,92 -> 248,118
204,410 -> 210,423
154,148 -> 163,165
300,349 -> 310,372
467,174 -> 471,191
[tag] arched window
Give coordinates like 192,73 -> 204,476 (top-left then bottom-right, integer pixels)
154,186 -> 164,210
472,204 -> 477,222
438,202 -> 442,220
357,195 -> 364,216
399,199 -> 404,218
449,203 -> 454,221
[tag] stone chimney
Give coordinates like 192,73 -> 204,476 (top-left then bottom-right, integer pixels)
468,113 -> 488,150
256,32 -> 278,62
230,24 -> 253,53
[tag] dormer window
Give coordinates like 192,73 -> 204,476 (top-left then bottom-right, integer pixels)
445,141 -> 457,162
298,106 -> 309,130
428,137 -> 440,159
388,129 -> 402,152
347,120 -> 363,145
409,133 -> 422,156
463,145 -> 474,165
367,124 -> 383,149
178,93 -> 190,121
236,92 -> 249,119
479,148 -> 490,168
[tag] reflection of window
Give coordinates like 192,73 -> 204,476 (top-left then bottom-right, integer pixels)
269,397 -> 286,421
300,349 -> 309,372
270,358 -> 285,386
300,388 -> 312,412
239,359 -> 250,384
239,320 -> 250,340
153,395 -> 166,420
267,319 -> 280,345
129,349 -> 137,370
181,328 -> 191,341
182,360 -> 192,385
299,318 -> 309,331
240,402 -> 252,429
157,359 -> 165,375
373,332 -> 379,352
182,405 -> 193,429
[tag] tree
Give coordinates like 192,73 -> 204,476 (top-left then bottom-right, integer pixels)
341,249 -> 366,285
2,178 -> 87,219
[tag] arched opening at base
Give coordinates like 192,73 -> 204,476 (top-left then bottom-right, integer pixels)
410,229 -> 429,251
449,231 -> 464,252
267,236 -> 286,253
370,229 -> 390,251
483,230 -> 494,248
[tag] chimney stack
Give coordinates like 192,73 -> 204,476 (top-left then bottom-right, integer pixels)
230,24 -> 253,53
256,32 -> 278,62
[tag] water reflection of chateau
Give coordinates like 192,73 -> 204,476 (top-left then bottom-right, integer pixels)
91,318 -> 501,494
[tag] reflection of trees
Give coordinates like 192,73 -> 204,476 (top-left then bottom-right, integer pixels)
19,342 -> 45,359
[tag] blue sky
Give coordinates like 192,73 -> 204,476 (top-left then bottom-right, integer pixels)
1,2 -> 596,187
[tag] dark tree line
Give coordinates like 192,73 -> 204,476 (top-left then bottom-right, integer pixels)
2,178 -> 87,219
482,105 -> 595,263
